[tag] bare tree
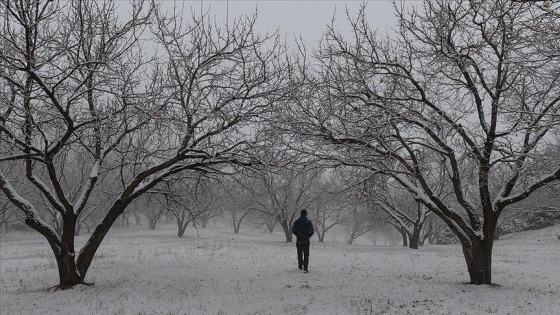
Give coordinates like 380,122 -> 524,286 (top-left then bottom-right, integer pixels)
136,193 -> 166,230
159,176 -> 223,236
195,178 -> 225,228
311,170 -> 352,242
281,0 -> 560,284
0,0 -> 289,288
221,173 -> 257,234
248,166 -> 320,242
365,179 -> 431,249
343,183 -> 386,245
249,210 -> 278,233
421,216 -> 447,245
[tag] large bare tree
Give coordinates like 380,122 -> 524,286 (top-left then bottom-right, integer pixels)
280,0 -> 560,284
0,0 -> 288,288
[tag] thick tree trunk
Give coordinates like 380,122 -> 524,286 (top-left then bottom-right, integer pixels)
463,238 -> 494,285
56,251 -> 84,288
57,215 -> 86,287
409,222 -> 423,249
280,219 -> 292,242
27,213 -> 89,288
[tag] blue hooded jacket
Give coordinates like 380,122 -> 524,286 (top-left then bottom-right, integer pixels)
291,215 -> 314,243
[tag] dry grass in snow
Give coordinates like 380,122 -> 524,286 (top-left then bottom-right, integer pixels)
1,224 -> 559,315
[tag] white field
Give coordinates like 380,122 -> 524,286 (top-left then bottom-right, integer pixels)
1,223 -> 559,315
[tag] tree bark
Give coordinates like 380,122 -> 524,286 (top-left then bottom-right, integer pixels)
401,228 -> 408,247
409,222 -> 424,249
280,219 -> 292,242
175,212 -> 190,237
177,222 -> 188,237
463,238 -> 494,285
56,250 -> 83,288
28,212 -> 89,288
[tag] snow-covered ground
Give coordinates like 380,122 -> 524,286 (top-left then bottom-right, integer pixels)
1,224 -> 559,315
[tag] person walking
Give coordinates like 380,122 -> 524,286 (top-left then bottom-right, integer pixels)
291,209 -> 314,272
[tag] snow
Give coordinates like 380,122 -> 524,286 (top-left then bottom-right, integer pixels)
0,175 -> 61,250
1,224 -> 559,315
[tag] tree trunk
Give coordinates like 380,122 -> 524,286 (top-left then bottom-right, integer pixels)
347,233 -> 356,245
176,213 -> 189,237
461,237 -> 494,285
177,222 -> 188,237
25,213 -> 86,288
124,214 -> 130,227
409,222 -> 423,249
134,213 -> 142,226
317,230 -> 324,242
148,217 -> 157,230
234,220 -> 241,233
280,219 -> 292,242
232,211 -> 248,234
59,215 -> 81,285
266,218 -> 275,233
56,250 -> 84,288
44,214 -> 88,288
401,228 -> 408,247
1,211 -> 6,233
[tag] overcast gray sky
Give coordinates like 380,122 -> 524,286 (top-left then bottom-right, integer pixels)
159,0 -> 400,46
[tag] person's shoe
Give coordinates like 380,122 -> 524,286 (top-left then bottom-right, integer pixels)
304,270 -> 309,273
298,264 -> 302,270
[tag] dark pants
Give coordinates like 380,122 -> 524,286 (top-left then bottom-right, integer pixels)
296,242 -> 310,271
